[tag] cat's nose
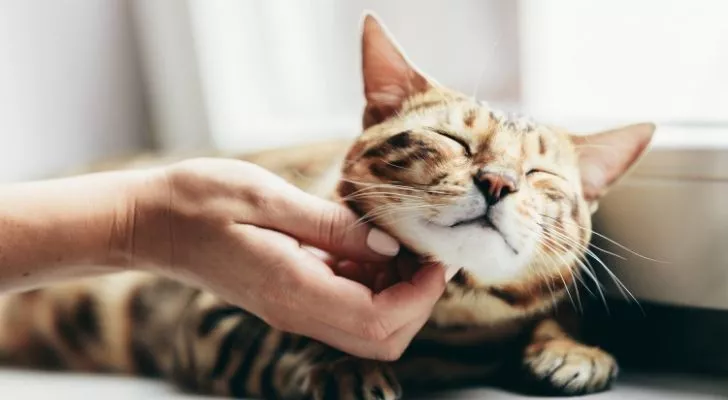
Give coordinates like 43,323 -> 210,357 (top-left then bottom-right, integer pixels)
474,168 -> 519,205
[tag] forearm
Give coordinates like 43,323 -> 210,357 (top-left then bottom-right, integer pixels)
0,170 -> 153,292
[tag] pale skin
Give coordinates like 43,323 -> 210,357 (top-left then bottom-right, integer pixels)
0,158 -> 447,360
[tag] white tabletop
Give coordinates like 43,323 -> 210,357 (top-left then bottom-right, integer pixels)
0,369 -> 725,400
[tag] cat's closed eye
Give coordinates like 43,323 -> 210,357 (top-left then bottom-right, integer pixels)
428,128 -> 472,157
526,168 -> 560,178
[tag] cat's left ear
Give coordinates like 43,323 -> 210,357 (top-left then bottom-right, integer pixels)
361,14 -> 432,129
572,123 -> 656,209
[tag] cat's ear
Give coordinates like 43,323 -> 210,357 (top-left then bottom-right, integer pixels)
361,14 -> 431,129
572,123 -> 655,210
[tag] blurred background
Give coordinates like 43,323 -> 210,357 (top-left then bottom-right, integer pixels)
2,0 -> 726,182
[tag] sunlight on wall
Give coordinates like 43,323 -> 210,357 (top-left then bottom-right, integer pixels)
520,0 -> 728,126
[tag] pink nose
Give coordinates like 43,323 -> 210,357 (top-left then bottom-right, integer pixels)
474,169 -> 519,205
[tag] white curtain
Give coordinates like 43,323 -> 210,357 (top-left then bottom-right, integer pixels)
135,0 -> 728,153
135,0 -> 521,152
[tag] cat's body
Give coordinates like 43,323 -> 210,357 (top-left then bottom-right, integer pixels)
0,15 -> 654,399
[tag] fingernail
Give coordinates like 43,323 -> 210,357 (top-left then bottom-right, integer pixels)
366,228 -> 400,256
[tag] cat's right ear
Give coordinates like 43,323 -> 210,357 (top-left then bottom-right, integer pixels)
361,14 -> 431,129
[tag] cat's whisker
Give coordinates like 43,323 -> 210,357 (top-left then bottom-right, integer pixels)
539,213 -> 666,263
539,221 -> 624,313
516,212 -> 601,311
341,192 -> 426,202
538,237 -> 584,313
536,246 -> 578,312
534,241 -> 566,309
342,189 -> 426,197
339,178 -> 458,196
347,202 -> 439,230
534,217 -> 646,311
533,214 -> 622,262
543,223 -> 609,290
540,229 -> 609,312
549,223 -> 642,310
506,213 -> 579,310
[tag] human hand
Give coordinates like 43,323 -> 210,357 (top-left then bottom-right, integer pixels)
126,158 -> 447,360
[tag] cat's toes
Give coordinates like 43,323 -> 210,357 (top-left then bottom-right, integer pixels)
308,358 -> 402,400
523,338 -> 618,395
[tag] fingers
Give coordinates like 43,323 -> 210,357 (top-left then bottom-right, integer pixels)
292,196 -> 400,260
244,181 -> 400,261
231,224 -> 445,359
312,312 -> 431,360
267,304 -> 431,361
299,259 -> 446,342
172,159 -> 400,261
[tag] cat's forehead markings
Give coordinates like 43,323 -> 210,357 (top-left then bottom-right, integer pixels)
476,100 -> 537,133
491,110 -> 537,133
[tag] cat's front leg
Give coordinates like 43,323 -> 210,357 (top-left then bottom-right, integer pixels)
521,318 -> 618,396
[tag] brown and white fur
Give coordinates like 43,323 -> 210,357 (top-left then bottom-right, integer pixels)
0,14 -> 654,399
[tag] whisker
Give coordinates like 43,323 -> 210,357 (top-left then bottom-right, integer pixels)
541,229 -> 609,313
511,212 -> 578,310
538,244 -> 580,312
517,210 -> 608,311
339,178 -> 461,196
341,192 -> 427,202
540,238 -> 584,313
539,213 -> 667,263
537,218 -> 642,310
346,202 -> 442,231
535,248 -> 572,309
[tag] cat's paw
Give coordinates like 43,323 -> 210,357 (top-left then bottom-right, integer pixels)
307,358 -> 402,400
523,338 -> 618,395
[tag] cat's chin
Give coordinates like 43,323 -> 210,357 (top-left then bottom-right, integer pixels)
393,217 -> 536,286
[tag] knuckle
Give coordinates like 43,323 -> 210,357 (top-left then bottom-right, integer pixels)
287,272 -> 310,292
243,184 -> 277,210
316,206 -> 349,247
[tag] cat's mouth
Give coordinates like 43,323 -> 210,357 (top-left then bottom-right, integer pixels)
445,213 -> 519,255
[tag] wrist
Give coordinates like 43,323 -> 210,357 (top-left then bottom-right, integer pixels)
110,166 -> 173,271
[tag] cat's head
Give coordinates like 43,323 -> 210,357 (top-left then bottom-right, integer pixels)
339,15 -> 654,308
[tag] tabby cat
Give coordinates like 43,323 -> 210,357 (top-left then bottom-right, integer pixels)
0,14 -> 654,399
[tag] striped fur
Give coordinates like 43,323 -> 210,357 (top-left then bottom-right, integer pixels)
0,14 -> 654,399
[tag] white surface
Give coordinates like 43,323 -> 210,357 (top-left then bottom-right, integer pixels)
0,369 -> 725,399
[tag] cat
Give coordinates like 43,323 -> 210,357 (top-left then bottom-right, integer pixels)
0,14 -> 654,399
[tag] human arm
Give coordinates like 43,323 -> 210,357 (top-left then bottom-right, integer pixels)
0,159 -> 447,360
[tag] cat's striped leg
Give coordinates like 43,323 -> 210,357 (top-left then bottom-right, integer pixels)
172,292 -> 402,400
